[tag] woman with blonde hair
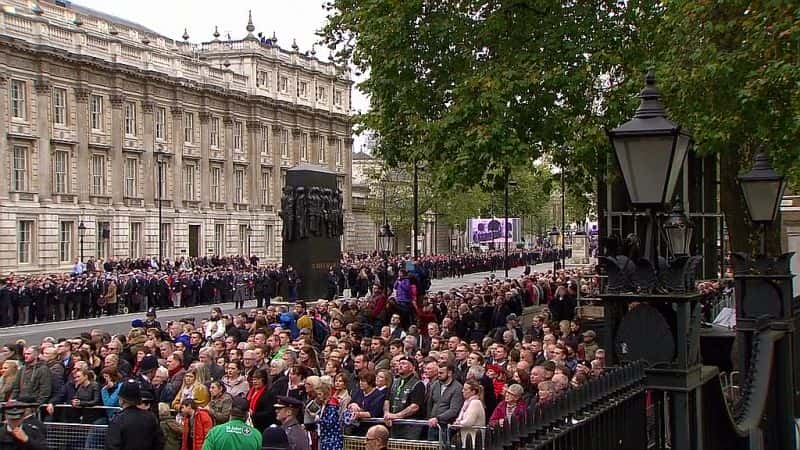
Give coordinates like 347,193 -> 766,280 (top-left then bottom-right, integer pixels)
0,359 -> 19,401
171,367 -> 210,410
453,379 -> 486,448
314,376 -> 344,450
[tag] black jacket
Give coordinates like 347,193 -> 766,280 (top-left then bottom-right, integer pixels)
0,415 -> 47,450
106,406 -> 164,450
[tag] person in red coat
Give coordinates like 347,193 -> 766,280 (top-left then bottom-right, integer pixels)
488,384 -> 527,428
180,398 -> 214,450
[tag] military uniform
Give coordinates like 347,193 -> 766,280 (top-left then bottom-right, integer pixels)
0,401 -> 47,450
105,405 -> 164,450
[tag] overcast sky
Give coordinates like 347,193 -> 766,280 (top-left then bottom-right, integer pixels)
73,0 -> 370,151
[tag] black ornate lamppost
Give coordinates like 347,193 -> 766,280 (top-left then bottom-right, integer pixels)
78,221 -> 86,262
730,150 -> 796,450
548,226 -> 560,272
153,147 -> 166,263
600,70 -> 704,450
378,222 -> 395,259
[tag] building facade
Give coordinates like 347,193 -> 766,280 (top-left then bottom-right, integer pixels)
0,0 -> 354,273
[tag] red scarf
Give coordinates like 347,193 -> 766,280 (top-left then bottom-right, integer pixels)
247,386 -> 266,413
168,366 -> 182,378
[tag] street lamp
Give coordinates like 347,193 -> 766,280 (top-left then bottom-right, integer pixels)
504,173 -> 518,278
378,222 -> 395,256
153,147 -> 166,264
738,151 -> 786,255
246,224 -> 253,257
78,221 -> 86,262
548,226 -> 560,272
607,70 -> 693,266
662,202 -> 694,258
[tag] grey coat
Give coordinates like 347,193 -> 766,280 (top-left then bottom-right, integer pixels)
427,379 -> 464,424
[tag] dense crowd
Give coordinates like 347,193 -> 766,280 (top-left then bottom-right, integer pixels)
0,256 -> 600,450
0,249 -> 567,328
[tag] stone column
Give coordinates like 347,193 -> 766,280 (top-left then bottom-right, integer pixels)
75,87 -> 90,204
328,136 -> 338,172
223,115 -> 234,209
199,111 -> 211,208
110,94 -> 125,206
171,106 -> 184,207
247,120 -> 261,210
343,137 -> 353,210
0,70 -> 8,200
309,131 -> 319,165
34,79 -> 52,203
271,124 -> 282,207
292,128 -> 302,166
142,100 -> 155,207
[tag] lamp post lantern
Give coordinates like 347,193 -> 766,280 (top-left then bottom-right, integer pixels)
607,70 -> 693,266
378,222 -> 395,257
78,221 -> 86,262
662,202 -> 694,259
548,226 -> 560,273
738,150 -> 787,255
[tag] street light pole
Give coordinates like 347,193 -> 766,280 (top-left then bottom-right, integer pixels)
246,224 -> 253,259
413,161 -> 419,258
154,148 -> 165,264
78,221 -> 86,263
561,166 -> 566,269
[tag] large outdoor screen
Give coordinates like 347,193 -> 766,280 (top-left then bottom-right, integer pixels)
467,217 -> 521,245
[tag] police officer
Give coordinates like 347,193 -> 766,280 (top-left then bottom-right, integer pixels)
202,396 -> 262,450
0,399 -> 47,450
106,379 -> 164,450
273,395 -> 309,450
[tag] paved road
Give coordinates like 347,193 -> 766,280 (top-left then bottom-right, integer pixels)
0,262 -> 555,344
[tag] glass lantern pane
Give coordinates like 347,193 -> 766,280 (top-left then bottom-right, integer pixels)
742,180 -> 782,222
665,133 -> 691,205
613,135 -> 674,206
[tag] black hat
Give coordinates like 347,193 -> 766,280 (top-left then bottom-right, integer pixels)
118,379 -> 141,403
261,426 -> 289,450
1,400 -> 38,420
230,396 -> 249,418
139,355 -> 158,373
273,395 -> 303,409
146,308 -> 157,317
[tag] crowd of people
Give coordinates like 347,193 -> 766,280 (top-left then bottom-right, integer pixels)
0,249 -> 567,328
0,254 -> 602,450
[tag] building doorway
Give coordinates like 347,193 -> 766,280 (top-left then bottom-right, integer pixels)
188,225 -> 200,257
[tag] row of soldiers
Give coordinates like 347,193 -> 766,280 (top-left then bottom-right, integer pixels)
0,265 -> 298,327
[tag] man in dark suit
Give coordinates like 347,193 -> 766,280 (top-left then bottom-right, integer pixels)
425,363 -> 463,441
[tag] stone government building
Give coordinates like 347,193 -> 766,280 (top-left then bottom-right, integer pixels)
0,0 -> 356,273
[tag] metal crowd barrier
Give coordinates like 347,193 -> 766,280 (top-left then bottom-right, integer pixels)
39,404 -> 122,450
344,418 -> 443,450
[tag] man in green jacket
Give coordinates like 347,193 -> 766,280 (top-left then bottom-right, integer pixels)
202,396 -> 262,450
11,346 -> 52,405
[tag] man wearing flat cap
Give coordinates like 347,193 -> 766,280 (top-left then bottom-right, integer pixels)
0,399 -> 47,450
274,395 -> 309,450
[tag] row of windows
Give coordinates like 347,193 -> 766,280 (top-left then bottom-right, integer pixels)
255,71 -> 344,107
15,221 -> 275,264
10,144 -> 287,204
9,80 -> 345,141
